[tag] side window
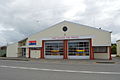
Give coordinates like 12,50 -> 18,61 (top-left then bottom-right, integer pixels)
30,47 -> 41,50
93,46 -> 107,53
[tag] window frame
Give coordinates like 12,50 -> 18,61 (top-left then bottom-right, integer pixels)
30,47 -> 41,50
44,41 -> 64,56
93,46 -> 108,53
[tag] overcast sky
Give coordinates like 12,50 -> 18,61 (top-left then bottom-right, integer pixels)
0,0 -> 120,46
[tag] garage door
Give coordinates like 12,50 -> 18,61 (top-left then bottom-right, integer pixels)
44,41 -> 64,59
68,40 -> 90,59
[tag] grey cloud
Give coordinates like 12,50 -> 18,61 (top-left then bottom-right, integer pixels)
0,0 -> 120,46
71,0 -> 120,42
0,0 -> 67,46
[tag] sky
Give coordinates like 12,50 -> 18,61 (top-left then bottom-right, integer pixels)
0,0 -> 120,46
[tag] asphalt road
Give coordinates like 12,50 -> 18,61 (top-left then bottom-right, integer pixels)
0,60 -> 120,80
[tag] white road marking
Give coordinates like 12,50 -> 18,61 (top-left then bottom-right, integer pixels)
0,65 -> 120,75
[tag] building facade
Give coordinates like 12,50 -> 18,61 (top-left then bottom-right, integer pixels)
7,21 -> 112,60
116,40 -> 120,57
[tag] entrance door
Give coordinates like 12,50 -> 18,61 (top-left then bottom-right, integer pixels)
68,40 -> 90,59
44,41 -> 64,59
22,48 -> 26,57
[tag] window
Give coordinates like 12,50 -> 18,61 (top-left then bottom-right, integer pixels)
93,46 -> 107,53
68,40 -> 90,56
30,47 -> 41,50
45,41 -> 64,56
62,26 -> 68,32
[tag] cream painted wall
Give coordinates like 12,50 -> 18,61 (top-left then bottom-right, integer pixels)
27,21 -> 111,47
26,48 -> 29,58
116,40 -> 120,56
30,50 -> 40,58
94,47 -> 110,59
94,53 -> 109,59
7,43 -> 18,57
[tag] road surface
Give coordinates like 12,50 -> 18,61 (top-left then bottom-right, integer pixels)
0,59 -> 120,80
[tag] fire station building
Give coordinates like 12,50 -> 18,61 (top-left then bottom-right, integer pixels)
7,21 -> 112,60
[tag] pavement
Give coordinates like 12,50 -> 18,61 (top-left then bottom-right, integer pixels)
0,56 -> 120,64
0,57 -> 29,61
0,57 -> 120,80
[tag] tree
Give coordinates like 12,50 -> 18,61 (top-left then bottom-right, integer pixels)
111,44 -> 116,54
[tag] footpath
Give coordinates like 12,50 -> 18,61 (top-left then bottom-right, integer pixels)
0,57 -> 120,64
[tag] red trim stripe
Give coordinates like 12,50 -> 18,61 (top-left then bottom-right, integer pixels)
29,41 -> 36,43
90,39 -> 94,60
63,40 -> 68,59
41,40 -> 45,59
109,46 -> 112,60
